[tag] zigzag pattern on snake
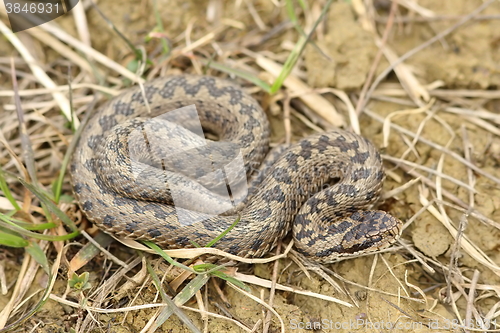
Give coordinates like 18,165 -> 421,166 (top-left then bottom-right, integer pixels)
70,75 -> 402,262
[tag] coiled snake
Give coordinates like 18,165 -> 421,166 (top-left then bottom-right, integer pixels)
70,75 -> 402,263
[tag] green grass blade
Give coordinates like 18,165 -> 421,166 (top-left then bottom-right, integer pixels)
205,215 -> 241,248
18,178 -> 79,233
204,61 -> 272,92
9,220 -> 57,231
193,263 -> 250,291
286,0 -> 308,34
0,167 -> 20,211
0,216 -> 78,241
88,1 -> 146,62
209,270 -> 249,291
154,274 -> 209,331
0,230 -> 29,247
270,0 -> 333,93
269,35 -> 305,93
145,258 -> 202,333
143,241 -> 198,274
25,241 -> 50,275
1,214 -> 56,231
151,0 -> 171,55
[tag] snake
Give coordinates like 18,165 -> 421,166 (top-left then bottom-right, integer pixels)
70,75 -> 403,263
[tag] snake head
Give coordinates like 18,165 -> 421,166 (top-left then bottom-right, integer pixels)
293,210 -> 403,263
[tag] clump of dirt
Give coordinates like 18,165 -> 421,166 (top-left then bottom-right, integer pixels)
390,0 -> 500,88
304,2 -> 378,90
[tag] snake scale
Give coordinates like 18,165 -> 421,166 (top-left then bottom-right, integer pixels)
70,75 -> 402,263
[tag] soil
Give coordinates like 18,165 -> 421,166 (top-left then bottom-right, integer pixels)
1,0 -> 500,332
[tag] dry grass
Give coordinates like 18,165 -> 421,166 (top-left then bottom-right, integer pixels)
1,0 -> 500,332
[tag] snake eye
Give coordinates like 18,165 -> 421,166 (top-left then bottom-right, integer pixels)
340,236 -> 384,254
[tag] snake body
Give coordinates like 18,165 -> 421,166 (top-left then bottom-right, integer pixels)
70,75 -> 402,262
